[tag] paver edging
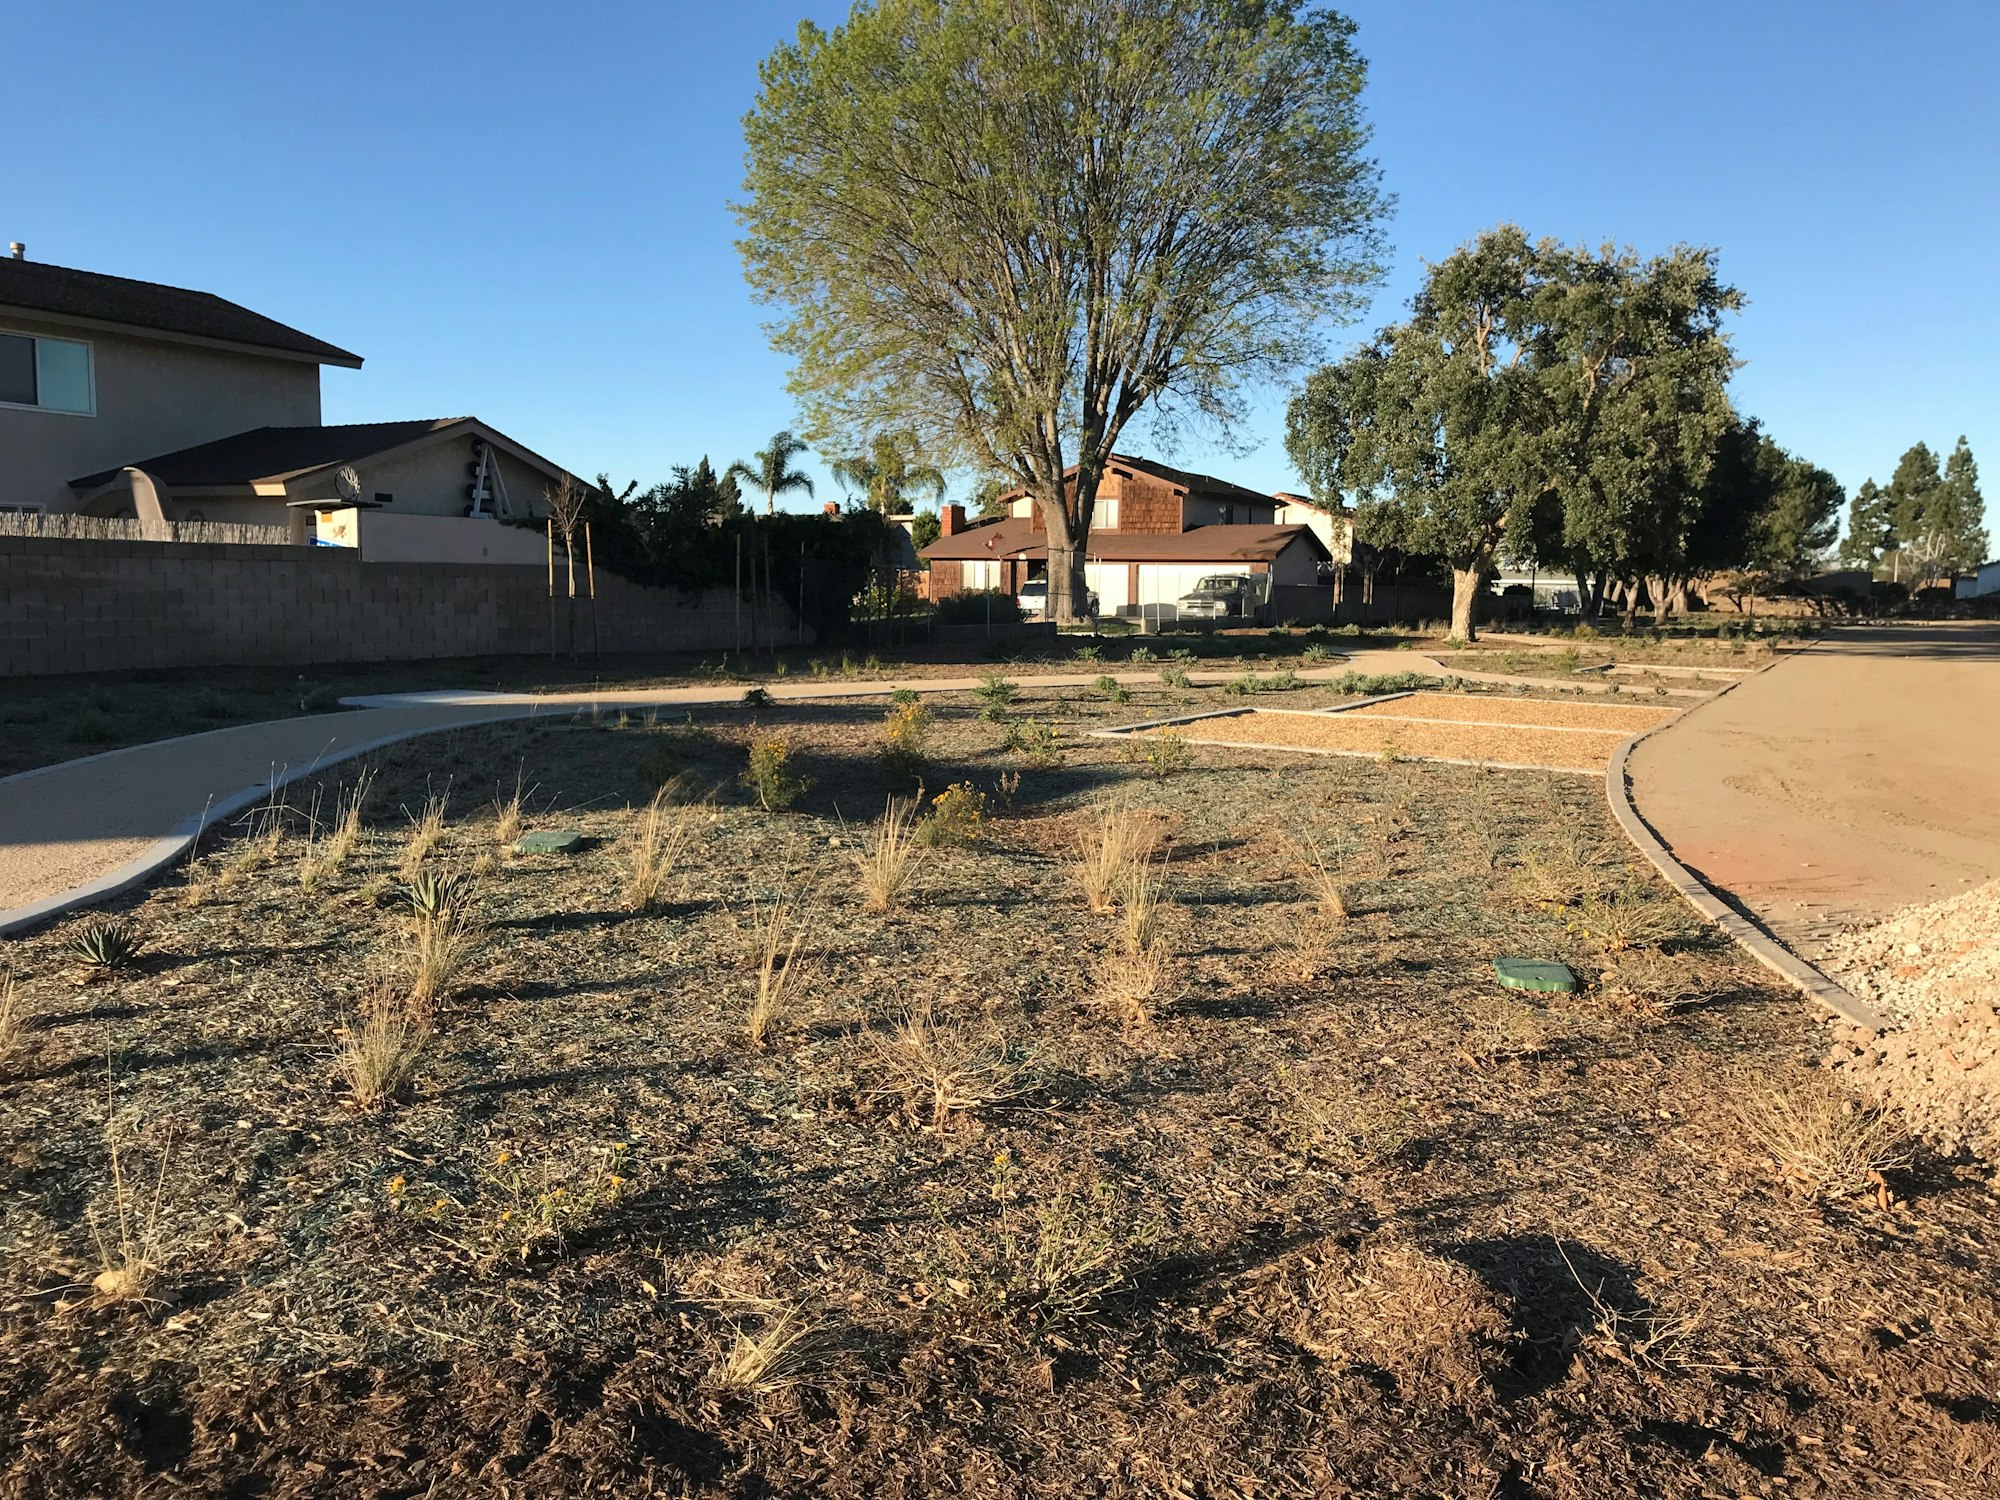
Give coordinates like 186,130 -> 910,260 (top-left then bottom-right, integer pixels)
1602,644 -> 1886,1031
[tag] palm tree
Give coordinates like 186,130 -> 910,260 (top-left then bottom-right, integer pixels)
831,432 -> 945,514
727,430 -> 816,516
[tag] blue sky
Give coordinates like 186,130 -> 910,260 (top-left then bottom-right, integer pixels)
6,1 -> 1995,523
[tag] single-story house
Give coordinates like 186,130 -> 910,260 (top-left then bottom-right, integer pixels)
921,454 -> 1331,619
1956,560 -> 2000,600
1,247 -> 587,557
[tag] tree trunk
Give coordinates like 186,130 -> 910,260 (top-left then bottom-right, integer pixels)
1619,578 -> 1639,629
1046,536 -> 1088,626
1449,566 -> 1483,643
1648,575 -> 1671,625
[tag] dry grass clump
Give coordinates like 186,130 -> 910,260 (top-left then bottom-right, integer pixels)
1735,1072 -> 1911,1200
853,797 -> 919,911
1459,990 -> 1552,1065
88,1126 -> 173,1304
1074,801 -> 1159,912
491,768 -> 530,847
0,971 -> 26,1070
1281,1239 -> 1512,1406
298,769 -> 374,892
1098,937 -> 1173,1029
337,988 -> 429,1110
622,786 -> 698,912
865,1008 -> 1024,1130
706,1303 -> 834,1393
401,874 -> 484,1008
398,785 -> 451,878
745,885 -> 813,1049
1285,831 -> 1349,921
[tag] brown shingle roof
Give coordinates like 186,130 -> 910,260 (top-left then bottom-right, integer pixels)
990,453 -> 1281,510
0,259 -> 362,366
70,419 -> 472,490
922,519 -> 1325,564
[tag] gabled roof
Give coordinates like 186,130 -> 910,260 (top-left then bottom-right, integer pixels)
69,418 -> 580,495
0,258 -> 362,367
994,453 -> 1280,510
922,518 -> 1326,565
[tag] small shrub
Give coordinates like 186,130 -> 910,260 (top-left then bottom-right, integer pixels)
741,685 -> 774,709
854,797 -> 920,911
972,670 -> 1019,720
880,700 -> 933,782
915,782 -> 986,847
339,989 -> 428,1110
1092,674 -> 1130,704
1302,643 -> 1331,664
1003,717 -> 1062,767
1129,646 -> 1156,663
889,687 -> 922,708
1158,665 -> 1192,689
865,1008 -> 1024,1130
73,920 -> 142,973
480,1144 -> 634,1263
1223,673 -> 1258,696
1071,643 -> 1102,663
66,710 -> 120,746
1735,1074 -> 1910,1200
742,734 -> 808,811
1123,730 -> 1190,779
934,590 -> 1025,628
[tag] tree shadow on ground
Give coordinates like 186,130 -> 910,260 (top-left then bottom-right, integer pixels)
1441,1233 -> 1640,1399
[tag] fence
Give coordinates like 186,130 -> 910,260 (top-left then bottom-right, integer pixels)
0,512 -> 295,547
0,535 -> 801,677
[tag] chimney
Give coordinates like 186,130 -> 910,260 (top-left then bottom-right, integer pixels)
823,500 -> 838,516
7,244 -> 23,261
941,503 -> 966,536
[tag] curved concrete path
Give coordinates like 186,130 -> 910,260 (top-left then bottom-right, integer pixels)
0,646 -> 1702,935
1628,624 -> 2000,966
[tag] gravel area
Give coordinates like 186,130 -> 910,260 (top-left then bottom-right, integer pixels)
1819,881 -> 2000,1161
1348,692 -> 1676,734
1145,708 -> 1632,772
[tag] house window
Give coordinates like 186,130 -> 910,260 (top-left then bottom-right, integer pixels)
1097,497 -> 1119,530
0,331 -> 94,413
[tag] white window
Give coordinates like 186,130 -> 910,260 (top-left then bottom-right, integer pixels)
962,559 -> 999,589
0,331 -> 94,414
1097,496 -> 1120,530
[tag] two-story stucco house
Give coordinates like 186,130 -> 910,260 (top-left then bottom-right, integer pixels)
0,248 -> 584,560
919,454 -> 1331,621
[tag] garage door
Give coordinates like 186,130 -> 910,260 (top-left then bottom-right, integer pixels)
1084,562 -> 1130,614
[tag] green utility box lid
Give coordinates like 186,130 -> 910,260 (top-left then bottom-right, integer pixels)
1493,958 -> 1577,993
513,829 -> 584,856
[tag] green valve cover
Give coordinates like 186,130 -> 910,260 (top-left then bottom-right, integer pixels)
1493,958 -> 1577,993
513,829 -> 585,855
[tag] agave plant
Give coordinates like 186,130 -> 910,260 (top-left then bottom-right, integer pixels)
401,869 -> 473,922
73,920 -> 143,972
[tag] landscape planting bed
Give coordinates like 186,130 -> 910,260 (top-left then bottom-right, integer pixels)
2,681 -> 1994,1496
1347,691 -> 1677,734
1132,698 -> 1659,772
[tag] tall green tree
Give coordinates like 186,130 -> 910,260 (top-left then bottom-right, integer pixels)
1882,442 -> 1941,583
727,430 -> 816,516
1837,478 -> 1893,572
1286,228 -> 1739,637
1929,436 -> 1990,579
1750,443 -> 1843,582
738,0 -> 1387,622
1286,228 -> 1543,640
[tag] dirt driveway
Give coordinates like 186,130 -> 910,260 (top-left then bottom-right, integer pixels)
1629,623 -> 2000,961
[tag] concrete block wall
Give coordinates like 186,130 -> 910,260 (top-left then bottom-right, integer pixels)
0,537 -> 802,677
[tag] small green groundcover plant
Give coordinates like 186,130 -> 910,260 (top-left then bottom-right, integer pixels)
742,733 -> 808,811
915,782 -> 986,847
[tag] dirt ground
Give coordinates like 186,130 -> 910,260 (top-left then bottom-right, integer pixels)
1628,624 -> 2000,963
2,679 -> 1996,1497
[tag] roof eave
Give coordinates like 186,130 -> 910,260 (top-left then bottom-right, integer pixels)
0,302 -> 364,368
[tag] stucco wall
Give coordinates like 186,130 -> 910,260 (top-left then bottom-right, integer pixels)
0,536 -> 801,677
0,314 -> 323,513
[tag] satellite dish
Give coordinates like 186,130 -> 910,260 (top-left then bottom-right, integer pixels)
335,465 -> 362,504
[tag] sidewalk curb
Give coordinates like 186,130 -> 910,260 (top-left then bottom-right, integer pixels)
1603,646 -> 1886,1031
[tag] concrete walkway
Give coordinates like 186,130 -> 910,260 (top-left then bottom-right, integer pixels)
0,646 -> 1692,934
1627,624 -> 2000,964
